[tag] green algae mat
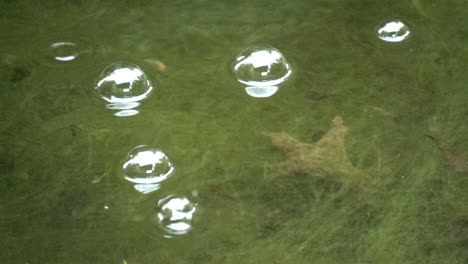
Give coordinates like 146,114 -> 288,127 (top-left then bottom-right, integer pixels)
0,0 -> 467,263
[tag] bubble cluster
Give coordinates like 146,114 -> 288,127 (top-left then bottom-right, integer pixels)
95,63 -> 154,116
122,145 -> 174,194
156,195 -> 197,237
102,18 -> 416,239
377,20 -> 410,42
233,45 -> 292,98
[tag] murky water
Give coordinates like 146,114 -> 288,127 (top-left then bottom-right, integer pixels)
1,0 -> 467,263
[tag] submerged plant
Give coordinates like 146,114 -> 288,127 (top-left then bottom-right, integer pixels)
426,135 -> 468,174
264,116 -> 378,193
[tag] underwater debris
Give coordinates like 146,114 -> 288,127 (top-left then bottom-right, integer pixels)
144,59 -> 167,72
425,135 -> 468,174
264,116 -> 375,193
306,90 -> 331,101
10,66 -> 30,82
448,219 -> 468,243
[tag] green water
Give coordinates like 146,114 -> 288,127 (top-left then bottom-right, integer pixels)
1,0 -> 468,263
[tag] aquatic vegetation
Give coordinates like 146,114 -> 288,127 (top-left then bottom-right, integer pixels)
426,135 -> 468,174
264,116 -> 376,193
306,90 -> 331,101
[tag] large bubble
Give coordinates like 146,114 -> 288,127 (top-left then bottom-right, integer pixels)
95,63 -> 154,116
232,45 -> 292,98
377,20 -> 411,42
122,145 -> 174,194
156,195 -> 197,238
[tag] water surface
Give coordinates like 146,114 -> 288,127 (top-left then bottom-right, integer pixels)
1,0 -> 467,263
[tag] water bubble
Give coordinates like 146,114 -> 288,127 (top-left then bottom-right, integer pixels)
233,45 -> 292,97
233,45 -> 292,86
95,63 -> 153,103
95,63 -> 154,116
157,195 -> 197,237
122,145 -> 174,194
377,20 -> 410,42
49,42 -> 79,62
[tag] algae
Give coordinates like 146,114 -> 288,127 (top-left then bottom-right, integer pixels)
264,116 -> 376,193
426,135 -> 468,174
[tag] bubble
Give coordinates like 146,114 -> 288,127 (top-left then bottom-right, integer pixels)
377,20 -> 410,42
95,63 -> 154,116
233,45 -> 292,97
122,145 -> 174,187
49,42 -> 79,62
95,63 -> 153,103
233,45 -> 292,86
157,195 -> 197,237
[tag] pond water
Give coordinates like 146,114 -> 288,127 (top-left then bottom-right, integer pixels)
1,0 -> 467,263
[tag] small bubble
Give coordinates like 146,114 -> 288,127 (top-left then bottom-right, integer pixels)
49,42 -> 79,62
377,20 -> 410,42
95,63 -> 154,116
122,145 -> 174,186
157,195 -> 197,237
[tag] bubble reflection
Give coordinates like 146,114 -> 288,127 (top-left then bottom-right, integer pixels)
157,195 -> 197,238
377,20 -> 410,42
113,109 -> 139,117
122,145 -> 174,194
133,183 -> 160,194
233,45 -> 292,98
245,86 -> 279,98
95,63 -> 154,116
